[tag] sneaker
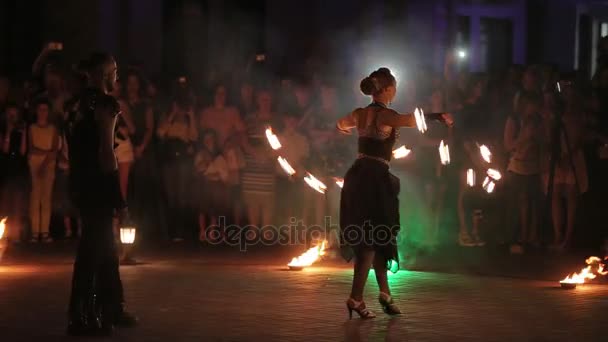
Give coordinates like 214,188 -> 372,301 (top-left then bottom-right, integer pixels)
42,234 -> 53,243
458,233 -> 476,247
472,234 -> 486,247
172,238 -> 184,243
30,236 -> 39,243
509,244 -> 524,254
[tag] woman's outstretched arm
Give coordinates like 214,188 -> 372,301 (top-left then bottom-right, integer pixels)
336,110 -> 358,133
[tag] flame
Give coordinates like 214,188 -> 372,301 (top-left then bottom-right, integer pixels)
479,144 -> 492,163
304,173 -> 328,194
439,140 -> 450,165
482,176 -> 495,193
414,108 -> 427,133
265,127 -> 282,150
560,256 -> 607,284
288,241 -> 327,267
392,145 -> 412,159
277,156 -> 296,176
486,168 -> 502,181
334,177 -> 344,188
466,169 -> 476,187
0,217 -> 6,240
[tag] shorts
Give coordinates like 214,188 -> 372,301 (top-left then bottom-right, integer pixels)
115,140 -> 134,164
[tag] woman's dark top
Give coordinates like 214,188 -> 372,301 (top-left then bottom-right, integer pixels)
357,102 -> 397,162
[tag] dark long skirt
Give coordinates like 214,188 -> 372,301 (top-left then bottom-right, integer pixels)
339,158 -> 401,264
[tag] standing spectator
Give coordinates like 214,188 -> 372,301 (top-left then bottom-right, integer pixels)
53,130 -> 80,239
544,86 -> 589,250
200,84 -> 246,225
124,70 -> 162,239
513,66 -> 542,113
114,99 -> 135,206
418,85 -> 451,247
42,65 -> 70,128
28,99 -> 59,243
157,96 -> 198,241
277,112 -> 310,226
456,77 -> 489,247
194,129 -> 229,242
200,84 -> 245,150
0,103 -> 28,242
241,89 -> 277,230
293,79 -> 316,123
237,80 -> 255,119
504,93 -> 544,253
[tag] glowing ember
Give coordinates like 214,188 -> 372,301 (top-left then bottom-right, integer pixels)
392,145 -> 411,159
438,140 -> 450,165
486,168 -> 502,181
265,127 -> 282,150
414,108 -> 427,133
304,172 -> 327,194
288,241 -> 327,268
560,256 -> 607,285
466,169 -> 476,187
482,176 -> 495,193
479,144 -> 492,163
277,157 -> 296,176
334,177 -> 344,188
0,217 -> 6,240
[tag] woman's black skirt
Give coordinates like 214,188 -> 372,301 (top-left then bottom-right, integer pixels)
339,158 -> 400,264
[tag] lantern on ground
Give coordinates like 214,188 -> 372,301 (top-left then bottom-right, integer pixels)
0,217 -> 7,262
119,224 -> 137,265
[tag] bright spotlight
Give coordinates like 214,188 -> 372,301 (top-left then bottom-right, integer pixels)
457,49 -> 467,59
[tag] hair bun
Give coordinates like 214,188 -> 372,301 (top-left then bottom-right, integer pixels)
377,67 -> 391,74
360,76 -> 378,95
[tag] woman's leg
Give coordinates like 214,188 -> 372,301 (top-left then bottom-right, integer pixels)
527,176 -> 541,244
562,186 -> 578,248
199,213 -> 206,241
431,183 -> 447,244
350,249 -> 375,302
261,193 -> 275,228
64,215 -> 73,238
519,191 -> 529,244
162,166 -> 178,239
40,170 -> 55,239
29,170 -> 42,239
551,185 -> 564,245
457,184 -> 469,238
372,253 -> 390,296
118,162 -> 132,204
246,194 -> 261,228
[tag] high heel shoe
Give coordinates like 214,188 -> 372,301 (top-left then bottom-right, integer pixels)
378,292 -> 402,315
346,298 -> 376,319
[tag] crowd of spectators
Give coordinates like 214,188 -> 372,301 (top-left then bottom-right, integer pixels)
1,38 -> 608,255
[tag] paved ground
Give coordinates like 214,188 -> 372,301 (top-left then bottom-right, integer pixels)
0,244 -> 607,341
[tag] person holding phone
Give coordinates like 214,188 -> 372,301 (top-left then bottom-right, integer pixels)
157,95 -> 198,241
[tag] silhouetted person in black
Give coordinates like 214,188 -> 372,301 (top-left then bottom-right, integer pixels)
65,52 -> 137,336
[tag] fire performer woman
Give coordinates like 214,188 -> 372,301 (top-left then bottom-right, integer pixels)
337,68 -> 452,319
65,52 -> 137,335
